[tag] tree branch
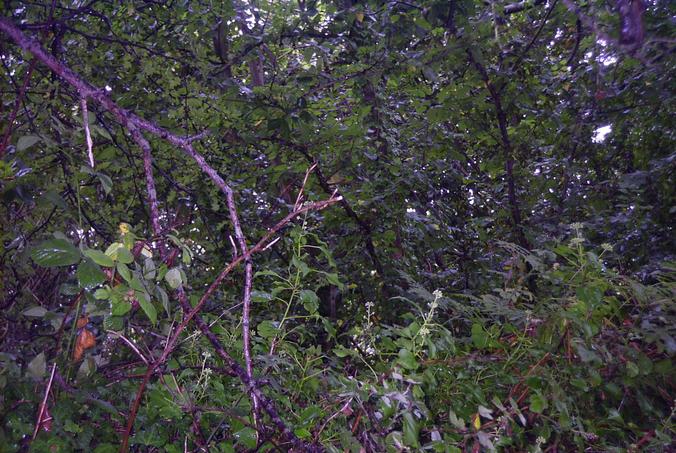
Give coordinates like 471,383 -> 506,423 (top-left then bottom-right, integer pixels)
466,49 -> 529,248
0,16 -> 335,452
119,195 -> 339,452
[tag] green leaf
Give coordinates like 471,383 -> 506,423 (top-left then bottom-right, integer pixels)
251,290 -> 272,303
402,412 -> 420,447
129,276 -> 146,293
143,258 -> 156,280
105,242 -> 134,263
116,262 -> 132,283
116,246 -> 134,264
165,267 -> 182,289
97,173 -> 113,194
448,409 -> 465,430
293,427 -> 312,439
77,258 -> 106,289
300,289 -> 319,314
17,135 -> 41,151
291,255 -> 310,276
156,286 -> 170,316
93,444 -> 117,453
529,392 -> 548,414
234,427 -> 257,449
111,292 -> 132,316
94,288 -> 110,300
626,361 -> 640,378
27,352 -> 46,380
333,345 -> 354,357
22,306 -> 48,318
137,293 -> 157,325
64,419 -> 82,433
398,348 -> 419,370
257,320 -> 278,338
325,272 -> 343,288
83,248 -> 115,267
471,323 -> 489,349
31,238 -> 80,267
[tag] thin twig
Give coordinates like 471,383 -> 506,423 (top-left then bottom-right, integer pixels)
106,330 -> 149,365
32,363 -> 57,440
294,163 -> 317,210
81,98 -> 94,167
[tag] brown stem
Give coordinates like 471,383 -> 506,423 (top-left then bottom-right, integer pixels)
120,362 -> 156,452
176,288 -> 320,451
275,138 -> 384,274
127,126 -> 162,245
466,49 -> 529,249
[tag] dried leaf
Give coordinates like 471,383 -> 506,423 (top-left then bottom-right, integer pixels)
76,316 -> 89,329
73,328 -> 96,361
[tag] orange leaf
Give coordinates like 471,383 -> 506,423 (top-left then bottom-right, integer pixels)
76,316 -> 89,329
73,328 -> 96,361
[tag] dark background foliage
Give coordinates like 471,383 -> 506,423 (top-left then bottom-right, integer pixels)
0,0 -> 674,451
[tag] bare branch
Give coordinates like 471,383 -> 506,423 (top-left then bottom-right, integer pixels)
81,98 -> 95,167
32,363 -> 57,441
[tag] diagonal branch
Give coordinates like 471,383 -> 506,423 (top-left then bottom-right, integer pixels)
0,17 -> 211,173
119,196 -> 339,452
272,137 -> 384,274
0,16 -> 336,452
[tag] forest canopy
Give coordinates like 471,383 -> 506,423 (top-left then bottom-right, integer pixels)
0,0 -> 674,452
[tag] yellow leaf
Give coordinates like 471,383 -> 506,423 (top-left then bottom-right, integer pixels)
473,413 -> 481,430
355,12 -> 364,22
118,223 -> 131,235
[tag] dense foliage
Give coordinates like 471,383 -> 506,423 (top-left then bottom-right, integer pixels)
1,0 -> 674,451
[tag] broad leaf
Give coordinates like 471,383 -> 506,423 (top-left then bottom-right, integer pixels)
31,239 -> 80,267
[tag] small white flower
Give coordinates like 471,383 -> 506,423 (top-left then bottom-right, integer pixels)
432,289 -> 443,299
601,243 -> 613,252
570,237 -> 585,246
419,326 -> 430,336
570,222 -> 584,230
